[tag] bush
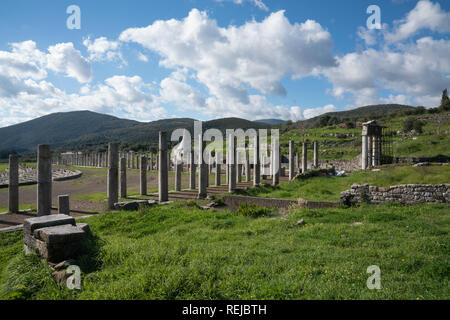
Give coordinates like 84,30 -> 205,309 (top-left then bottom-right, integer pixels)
236,203 -> 271,218
403,118 -> 424,133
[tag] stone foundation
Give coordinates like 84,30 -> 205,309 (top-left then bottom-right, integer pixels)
340,183 -> 450,206
23,214 -> 90,263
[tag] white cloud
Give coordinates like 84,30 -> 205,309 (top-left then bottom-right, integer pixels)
324,37 -> 450,108
83,36 -> 125,64
385,0 -> 450,42
137,52 -> 149,62
303,104 -> 336,119
216,0 -> 268,11
119,9 -> 335,120
47,42 -> 92,83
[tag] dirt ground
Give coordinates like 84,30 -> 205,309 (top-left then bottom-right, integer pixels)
0,166 -> 288,230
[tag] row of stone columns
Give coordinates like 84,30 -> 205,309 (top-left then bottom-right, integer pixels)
288,140 -> 320,180
8,145 -> 73,215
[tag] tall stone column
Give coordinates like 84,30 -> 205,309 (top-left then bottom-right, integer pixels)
225,151 -> 229,185
131,151 -> 136,169
245,149 -> 250,182
150,153 -> 154,171
372,136 -> 377,167
175,158 -> 182,192
140,156 -> 147,195
302,142 -> 307,173
289,140 -> 295,180
215,152 -> 221,186
228,134 -> 236,192
313,141 -> 319,169
107,143 -> 119,210
362,134 -> 368,170
8,154 -> 19,213
198,137 -> 207,199
189,149 -> 196,190
253,135 -> 260,186
158,132 -> 169,202
237,151 -> 242,183
272,138 -> 280,186
120,157 -> 127,199
37,144 -> 52,216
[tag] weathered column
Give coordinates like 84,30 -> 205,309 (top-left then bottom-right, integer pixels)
8,154 -> 19,213
225,151 -> 229,185
150,153 -> 154,170
37,144 -> 52,216
237,151 -> 242,183
362,133 -> 368,170
373,136 -> 380,167
272,138 -> 280,186
140,156 -> 147,195
189,149 -> 196,190
215,152 -> 221,186
107,143 -> 119,210
313,141 -> 319,169
198,137 -> 207,199
302,142 -> 307,173
229,134 -> 236,192
175,158 -> 182,192
120,157 -> 127,199
253,135 -> 260,186
58,195 -> 70,215
245,149 -> 250,182
289,140 -> 295,180
158,132 -> 169,202
131,151 -> 136,169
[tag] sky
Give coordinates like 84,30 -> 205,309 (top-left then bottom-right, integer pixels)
0,0 -> 449,127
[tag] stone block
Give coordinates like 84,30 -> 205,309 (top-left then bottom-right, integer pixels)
23,214 -> 75,235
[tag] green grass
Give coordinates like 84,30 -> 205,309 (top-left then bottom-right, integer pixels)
0,204 -> 35,213
236,165 -> 450,201
0,162 -> 36,172
0,201 -> 448,299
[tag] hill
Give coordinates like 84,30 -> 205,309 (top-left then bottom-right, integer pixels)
0,112 -> 270,156
0,111 -> 139,154
255,119 -> 286,125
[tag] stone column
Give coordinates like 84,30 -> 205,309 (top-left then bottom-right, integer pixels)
272,138 -> 280,186
215,152 -> 221,186
302,142 -> 307,173
313,141 -> 319,169
372,136 -> 377,167
140,156 -> 147,195
244,149 -> 250,182
120,157 -> 127,199
228,134 -> 236,192
225,151 -> 229,185
198,137 -> 207,199
107,143 -> 119,210
150,153 -> 154,171
131,151 -> 136,169
175,158 -> 182,192
362,134 -> 368,170
8,154 -> 19,213
37,144 -> 52,216
58,195 -> 70,215
158,132 -> 169,202
189,149 -> 196,190
237,151 -> 242,183
253,135 -> 260,186
289,140 -> 295,180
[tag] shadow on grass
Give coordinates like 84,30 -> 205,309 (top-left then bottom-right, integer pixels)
76,232 -> 104,274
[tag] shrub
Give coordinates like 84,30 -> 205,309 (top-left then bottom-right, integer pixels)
403,118 -> 424,133
236,203 -> 271,218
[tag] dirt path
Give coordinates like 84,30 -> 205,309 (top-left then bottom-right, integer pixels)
0,165 -> 289,230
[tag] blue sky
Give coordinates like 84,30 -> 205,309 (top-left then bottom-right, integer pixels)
0,0 -> 449,126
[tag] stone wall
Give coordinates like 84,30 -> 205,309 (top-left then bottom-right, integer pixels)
340,183 -> 450,206
318,154 -> 362,172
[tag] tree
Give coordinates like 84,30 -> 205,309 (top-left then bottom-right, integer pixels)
439,89 -> 450,111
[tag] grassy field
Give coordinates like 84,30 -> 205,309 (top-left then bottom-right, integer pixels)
235,165 -> 450,201
0,162 -> 36,171
0,201 -> 448,300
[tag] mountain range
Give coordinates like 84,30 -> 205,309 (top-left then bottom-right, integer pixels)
0,104 -> 417,155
